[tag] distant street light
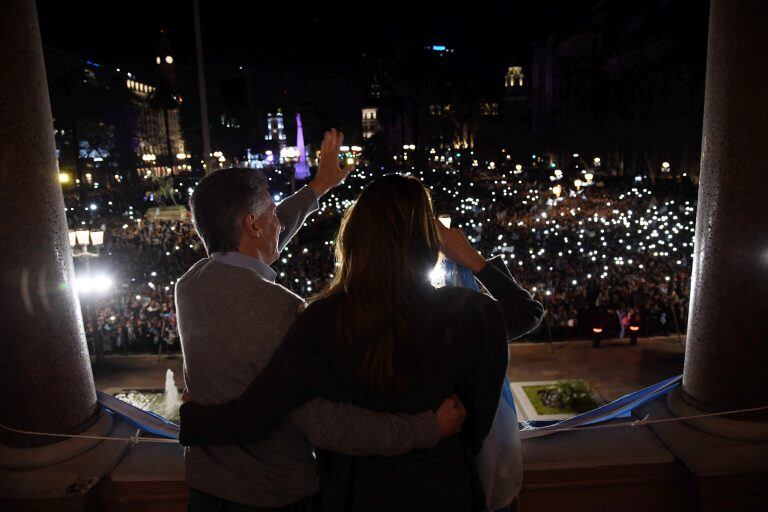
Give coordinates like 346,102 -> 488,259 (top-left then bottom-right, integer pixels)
70,226 -> 109,368
74,229 -> 90,246
59,173 -> 71,184
69,229 -> 105,256
592,327 -> 603,348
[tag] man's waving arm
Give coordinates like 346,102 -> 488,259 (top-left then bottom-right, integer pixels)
277,128 -> 354,251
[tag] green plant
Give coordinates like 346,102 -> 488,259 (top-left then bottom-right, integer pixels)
538,379 -> 596,413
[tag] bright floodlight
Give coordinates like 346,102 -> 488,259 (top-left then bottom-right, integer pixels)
59,173 -> 71,183
75,274 -> 113,295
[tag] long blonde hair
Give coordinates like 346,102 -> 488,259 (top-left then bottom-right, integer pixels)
311,174 -> 441,394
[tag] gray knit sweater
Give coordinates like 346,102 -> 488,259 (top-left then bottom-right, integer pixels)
177,186 -> 438,507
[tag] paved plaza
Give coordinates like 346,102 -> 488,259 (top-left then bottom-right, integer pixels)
94,336 -> 685,404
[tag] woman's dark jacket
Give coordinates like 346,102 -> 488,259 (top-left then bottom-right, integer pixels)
179,256 -> 543,511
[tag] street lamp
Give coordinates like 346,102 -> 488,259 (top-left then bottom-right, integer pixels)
69,228 -> 105,256
70,226 -> 108,366
592,327 -> 603,348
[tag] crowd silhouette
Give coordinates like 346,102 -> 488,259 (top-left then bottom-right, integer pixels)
71,164 -> 697,354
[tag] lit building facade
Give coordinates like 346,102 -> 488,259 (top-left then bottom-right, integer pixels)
362,107 -> 380,139
505,66 -> 525,88
125,78 -> 186,177
265,109 -> 287,149
45,45 -> 188,184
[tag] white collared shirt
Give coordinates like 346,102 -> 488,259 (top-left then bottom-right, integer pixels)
211,251 -> 277,282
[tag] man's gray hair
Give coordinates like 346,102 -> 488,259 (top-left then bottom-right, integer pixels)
189,167 -> 270,255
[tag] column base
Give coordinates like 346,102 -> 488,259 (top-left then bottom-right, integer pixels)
666,388 -> 768,443
0,409 -> 113,469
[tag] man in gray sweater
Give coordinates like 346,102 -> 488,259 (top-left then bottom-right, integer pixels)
177,129 -> 465,511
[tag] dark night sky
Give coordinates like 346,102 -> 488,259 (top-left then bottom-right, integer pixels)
37,1 -> 541,68
37,0 -> 563,128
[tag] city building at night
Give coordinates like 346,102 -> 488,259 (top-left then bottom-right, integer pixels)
264,109 -> 287,150
361,107 -> 380,139
2,1 -> 767,511
530,0 -> 707,177
45,43 -> 188,185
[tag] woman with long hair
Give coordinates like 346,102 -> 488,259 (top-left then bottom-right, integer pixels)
180,174 -> 543,511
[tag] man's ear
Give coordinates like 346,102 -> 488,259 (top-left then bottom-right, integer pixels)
243,212 -> 262,239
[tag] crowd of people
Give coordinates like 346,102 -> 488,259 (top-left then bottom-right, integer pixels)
75,218 -> 203,354
71,162 -> 697,354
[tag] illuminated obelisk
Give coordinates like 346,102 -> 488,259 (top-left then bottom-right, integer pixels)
294,112 -> 310,180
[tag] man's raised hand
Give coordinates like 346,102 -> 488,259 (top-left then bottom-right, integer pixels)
309,128 -> 355,197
